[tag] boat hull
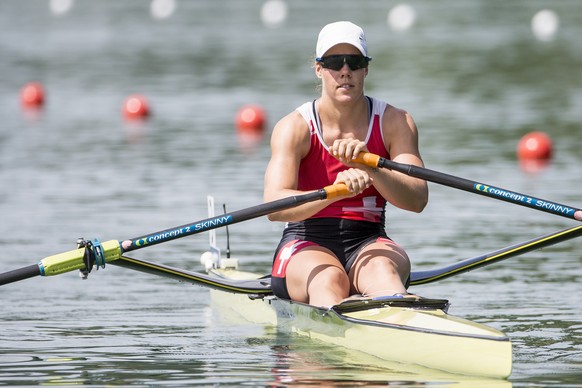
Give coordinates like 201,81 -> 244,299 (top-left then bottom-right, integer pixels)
209,268 -> 512,378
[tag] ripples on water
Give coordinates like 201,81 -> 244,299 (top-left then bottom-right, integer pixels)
1,0 -> 581,386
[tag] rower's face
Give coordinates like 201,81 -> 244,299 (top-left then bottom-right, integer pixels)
316,44 -> 368,99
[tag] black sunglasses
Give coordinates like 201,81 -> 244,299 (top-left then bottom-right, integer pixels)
316,55 -> 371,71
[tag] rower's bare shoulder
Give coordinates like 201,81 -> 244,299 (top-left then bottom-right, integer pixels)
382,104 -> 417,132
271,110 -> 311,156
383,104 -> 414,125
277,109 -> 308,125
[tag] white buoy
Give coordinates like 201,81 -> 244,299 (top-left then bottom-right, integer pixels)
531,9 -> 559,41
150,0 -> 176,20
387,4 -> 416,32
260,0 -> 288,27
49,0 -> 74,16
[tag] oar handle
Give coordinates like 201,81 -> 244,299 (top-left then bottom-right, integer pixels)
353,153 -> 381,168
322,183 -> 350,199
353,152 -> 582,221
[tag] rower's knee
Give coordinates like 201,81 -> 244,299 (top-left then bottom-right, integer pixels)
389,253 -> 411,276
351,246 -> 411,295
307,266 -> 350,307
365,251 -> 410,276
319,266 -> 350,290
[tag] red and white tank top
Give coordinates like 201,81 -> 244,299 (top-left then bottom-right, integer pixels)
296,96 -> 389,223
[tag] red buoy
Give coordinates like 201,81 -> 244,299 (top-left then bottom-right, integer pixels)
517,131 -> 553,160
20,82 -> 45,108
235,105 -> 266,134
123,94 -> 151,120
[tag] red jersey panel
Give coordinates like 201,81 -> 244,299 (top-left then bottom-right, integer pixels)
296,97 -> 389,222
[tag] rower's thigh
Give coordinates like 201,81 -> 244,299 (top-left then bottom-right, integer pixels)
286,247 -> 348,303
349,239 -> 411,285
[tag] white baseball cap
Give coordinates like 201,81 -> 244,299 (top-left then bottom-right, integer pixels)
316,21 -> 369,59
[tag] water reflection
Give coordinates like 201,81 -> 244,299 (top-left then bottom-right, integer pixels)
272,335 -> 513,387
518,158 -> 551,174
123,120 -> 150,144
214,310 -> 513,387
236,131 -> 266,154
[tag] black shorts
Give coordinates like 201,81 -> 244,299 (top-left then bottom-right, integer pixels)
271,218 -> 392,300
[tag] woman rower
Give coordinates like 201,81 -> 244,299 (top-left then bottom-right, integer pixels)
264,21 -> 428,307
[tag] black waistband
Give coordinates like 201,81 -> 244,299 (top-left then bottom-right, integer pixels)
286,217 -> 384,236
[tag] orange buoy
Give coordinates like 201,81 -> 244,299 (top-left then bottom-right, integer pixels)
123,94 -> 150,120
20,82 -> 45,108
235,105 -> 266,134
517,131 -> 553,160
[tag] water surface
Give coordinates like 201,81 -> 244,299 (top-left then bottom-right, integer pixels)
1,1 -> 581,386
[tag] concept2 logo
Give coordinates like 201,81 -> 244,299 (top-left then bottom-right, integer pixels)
474,184 -> 529,203
132,215 -> 233,248
474,184 -> 576,216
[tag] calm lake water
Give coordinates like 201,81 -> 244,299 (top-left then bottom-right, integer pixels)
1,0 -> 581,386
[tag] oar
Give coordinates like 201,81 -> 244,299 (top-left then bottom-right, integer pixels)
353,153 -> 582,221
410,224 -> 582,285
0,184 -> 349,286
109,224 -> 582,295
